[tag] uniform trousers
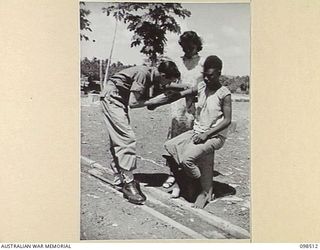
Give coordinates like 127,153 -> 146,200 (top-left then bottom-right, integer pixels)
100,82 -> 137,172
164,130 -> 225,179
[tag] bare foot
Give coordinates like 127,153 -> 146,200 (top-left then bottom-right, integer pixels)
211,193 -> 215,201
171,187 -> 180,198
170,183 -> 181,198
162,176 -> 176,189
193,192 -> 210,209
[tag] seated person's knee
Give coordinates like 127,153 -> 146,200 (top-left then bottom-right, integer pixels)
180,157 -> 201,179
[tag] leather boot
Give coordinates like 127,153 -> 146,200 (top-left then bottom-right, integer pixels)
134,181 -> 146,200
122,180 -> 146,205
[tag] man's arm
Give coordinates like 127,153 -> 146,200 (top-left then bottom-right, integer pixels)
165,82 -> 189,91
193,95 -> 232,144
129,87 -> 197,109
146,87 -> 197,110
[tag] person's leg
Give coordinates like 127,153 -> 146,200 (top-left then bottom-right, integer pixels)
164,155 -> 182,198
163,131 -> 194,197
180,136 -> 225,208
180,143 -> 209,179
101,96 -> 146,204
163,117 -> 195,188
109,138 -> 123,185
162,154 -> 176,189
163,130 -> 193,198
180,135 -> 224,178
162,130 -> 175,188
101,97 -> 137,168
164,130 -> 194,164
194,153 -> 214,208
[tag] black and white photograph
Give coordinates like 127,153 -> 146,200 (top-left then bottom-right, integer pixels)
80,2 -> 250,240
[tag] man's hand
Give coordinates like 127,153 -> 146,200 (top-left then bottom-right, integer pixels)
193,133 -> 209,144
165,90 -> 182,101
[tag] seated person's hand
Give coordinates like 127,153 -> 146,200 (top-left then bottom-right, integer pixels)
193,133 -> 209,144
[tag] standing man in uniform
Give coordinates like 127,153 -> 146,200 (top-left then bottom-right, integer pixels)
100,61 -> 181,205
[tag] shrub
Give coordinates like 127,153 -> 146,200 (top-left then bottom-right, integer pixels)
220,75 -> 250,94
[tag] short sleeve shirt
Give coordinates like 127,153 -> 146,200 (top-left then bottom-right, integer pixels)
109,65 -> 158,104
193,82 -> 231,137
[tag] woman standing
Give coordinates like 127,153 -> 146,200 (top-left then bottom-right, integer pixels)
162,31 -> 204,196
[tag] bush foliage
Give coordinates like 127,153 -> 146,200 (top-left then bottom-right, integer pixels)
81,57 -> 133,81
220,75 -> 250,94
81,58 -> 249,94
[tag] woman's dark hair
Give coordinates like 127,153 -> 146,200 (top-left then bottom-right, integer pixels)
158,61 -> 181,79
179,31 -> 203,52
203,55 -> 223,71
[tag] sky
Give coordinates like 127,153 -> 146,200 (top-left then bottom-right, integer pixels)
80,2 -> 250,76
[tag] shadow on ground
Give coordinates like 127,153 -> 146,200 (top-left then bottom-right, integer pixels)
134,172 -> 236,202
134,173 -> 169,187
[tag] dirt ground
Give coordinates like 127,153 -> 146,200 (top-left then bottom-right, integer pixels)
80,95 -> 250,240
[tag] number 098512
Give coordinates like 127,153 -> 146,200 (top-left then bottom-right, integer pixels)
300,244 -> 319,248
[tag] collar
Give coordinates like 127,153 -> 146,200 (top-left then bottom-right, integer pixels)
206,84 -> 222,94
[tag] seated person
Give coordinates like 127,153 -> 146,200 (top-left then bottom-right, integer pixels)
159,55 -> 232,208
